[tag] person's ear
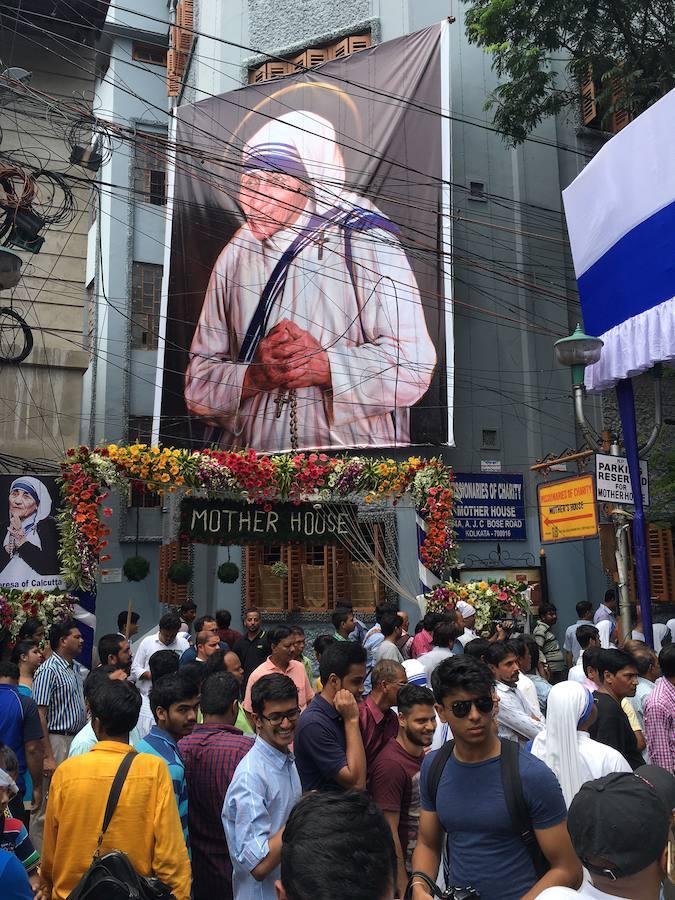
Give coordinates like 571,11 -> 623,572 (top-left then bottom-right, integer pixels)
274,879 -> 288,899
657,844 -> 668,877
230,699 -> 239,720
434,702 -> 447,725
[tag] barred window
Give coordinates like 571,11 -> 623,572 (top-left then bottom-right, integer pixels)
131,262 -> 163,350
133,133 -> 167,205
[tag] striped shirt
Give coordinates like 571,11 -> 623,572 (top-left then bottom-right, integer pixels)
643,676 -> 675,772
32,653 -> 86,735
135,726 -> 190,850
1,809 -> 39,871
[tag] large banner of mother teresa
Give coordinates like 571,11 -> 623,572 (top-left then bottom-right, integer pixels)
157,23 -> 453,452
0,475 -> 64,591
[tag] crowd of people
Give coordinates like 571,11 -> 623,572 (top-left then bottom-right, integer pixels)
0,593 -> 673,900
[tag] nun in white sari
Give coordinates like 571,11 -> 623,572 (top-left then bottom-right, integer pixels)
530,682 -> 631,808
0,477 -> 62,589
185,110 -> 437,452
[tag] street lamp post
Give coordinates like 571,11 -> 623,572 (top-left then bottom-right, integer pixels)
554,325 -> 633,641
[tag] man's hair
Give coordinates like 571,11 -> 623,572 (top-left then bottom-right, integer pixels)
10,640 -> 38,665
0,661 -> 20,680
196,630 -> 218,648
582,645 -> 602,676
597,649 -> 637,683
604,588 -> 617,605
463,638 -> 490,662
331,607 -> 353,631
431,620 -> 461,648
576,624 -> 599,650
423,611 -> 444,633
510,634 -> 537,670
659,643 -> 675,679
17,620 -> 43,641
290,626 -> 305,637
116,610 -> 140,631
149,672 -> 198,718
97,633 -> 124,664
215,609 -> 232,629
193,614 -> 216,634
371,659 -> 404,690
279,790 -> 397,900
180,661 -> 207,694
379,610 -> 402,638
632,651 -> 653,677
0,742 -> 19,775
430,655 -> 494,704
200,672 -> 240,716
83,664 -> 118,702
397,683 -> 435,714
375,603 -> 397,625
313,634 -> 336,658
576,600 -> 593,618
203,648 -> 226,677
268,624 -> 293,649
49,619 -> 78,652
148,648 -> 180,682
245,606 -> 260,617
158,611 -> 181,632
180,602 -> 197,613
538,603 -> 557,618
484,641 -> 517,668
319,641 -> 366,686
89,678 -> 141,735
250,673 -> 298,717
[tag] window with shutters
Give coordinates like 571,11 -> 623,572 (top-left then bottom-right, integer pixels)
132,42 -> 167,66
131,262 -> 163,350
133,134 -> 166,206
248,32 -> 371,84
167,0 -> 193,96
580,68 -> 632,134
244,525 -> 386,613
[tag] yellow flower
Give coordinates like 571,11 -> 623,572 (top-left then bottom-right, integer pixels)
151,447 -> 160,456
478,581 -> 488,590
175,476 -> 185,486
172,449 -> 181,457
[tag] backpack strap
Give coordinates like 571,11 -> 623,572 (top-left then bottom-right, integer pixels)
95,751 -> 137,857
427,739 -> 455,809
499,739 -> 549,878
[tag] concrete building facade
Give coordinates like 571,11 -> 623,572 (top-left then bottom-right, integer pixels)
84,0 -> 614,646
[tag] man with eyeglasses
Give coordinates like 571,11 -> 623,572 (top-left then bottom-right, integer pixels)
223,673 -> 302,900
411,656 -> 581,900
358,659 -> 407,786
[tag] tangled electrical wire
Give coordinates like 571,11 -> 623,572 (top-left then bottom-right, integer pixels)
0,156 -> 78,250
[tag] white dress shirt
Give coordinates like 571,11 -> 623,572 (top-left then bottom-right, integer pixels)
130,632 -> 189,695
495,681 -> 544,745
517,673 -> 542,717
417,647 -> 453,685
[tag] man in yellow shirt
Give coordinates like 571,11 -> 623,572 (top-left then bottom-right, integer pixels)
41,678 -> 191,900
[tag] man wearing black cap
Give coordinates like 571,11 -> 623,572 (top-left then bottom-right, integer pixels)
537,765 -> 675,900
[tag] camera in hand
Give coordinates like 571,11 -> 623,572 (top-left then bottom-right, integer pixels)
442,888 -> 480,899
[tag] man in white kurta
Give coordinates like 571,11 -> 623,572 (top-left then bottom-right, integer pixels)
184,111 -> 436,452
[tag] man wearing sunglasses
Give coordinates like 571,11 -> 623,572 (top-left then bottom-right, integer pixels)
411,656 -> 581,900
223,673 -> 302,900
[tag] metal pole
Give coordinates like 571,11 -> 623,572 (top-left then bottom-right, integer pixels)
616,379 -> 654,648
609,433 -> 633,643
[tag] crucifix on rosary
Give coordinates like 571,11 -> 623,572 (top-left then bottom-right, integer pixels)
315,232 -> 327,260
274,389 -> 289,418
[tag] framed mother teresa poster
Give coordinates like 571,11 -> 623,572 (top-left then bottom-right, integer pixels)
0,475 -> 65,591
155,22 -> 453,452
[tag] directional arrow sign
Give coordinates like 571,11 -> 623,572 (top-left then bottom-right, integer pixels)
538,474 -> 598,543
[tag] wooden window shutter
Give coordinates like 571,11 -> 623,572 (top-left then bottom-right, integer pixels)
610,75 -> 631,133
580,67 -> 597,126
647,524 -> 675,601
331,34 -> 371,59
285,543 -> 303,610
292,48 -> 329,69
249,61 -> 294,83
332,545 -> 352,606
177,0 -> 193,54
244,545 -> 264,608
167,48 -> 182,97
159,541 -> 190,606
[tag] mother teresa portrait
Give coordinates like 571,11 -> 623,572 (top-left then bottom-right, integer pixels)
0,477 -> 62,589
184,110 -> 437,452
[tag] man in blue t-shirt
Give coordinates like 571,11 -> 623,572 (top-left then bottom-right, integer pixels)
411,656 -> 581,900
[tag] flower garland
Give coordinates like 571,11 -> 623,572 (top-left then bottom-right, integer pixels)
0,588 -> 75,641
55,446 -> 457,590
424,579 -> 530,631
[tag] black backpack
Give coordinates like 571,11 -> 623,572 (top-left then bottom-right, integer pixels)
427,738 -> 550,879
68,751 -> 175,900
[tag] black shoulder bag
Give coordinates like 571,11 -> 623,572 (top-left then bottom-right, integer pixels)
426,739 -> 550,879
68,751 -> 175,900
